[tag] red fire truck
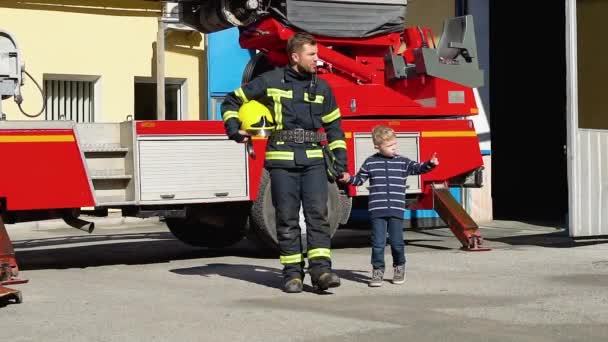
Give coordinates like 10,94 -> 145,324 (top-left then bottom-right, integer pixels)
0,1 -> 489,300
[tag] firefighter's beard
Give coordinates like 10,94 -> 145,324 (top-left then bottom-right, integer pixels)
304,62 -> 316,74
293,61 -> 316,75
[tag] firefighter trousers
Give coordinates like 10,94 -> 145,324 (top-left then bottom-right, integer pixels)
269,163 -> 332,281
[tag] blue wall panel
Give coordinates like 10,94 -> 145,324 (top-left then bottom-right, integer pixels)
207,28 -> 253,120
405,187 -> 461,219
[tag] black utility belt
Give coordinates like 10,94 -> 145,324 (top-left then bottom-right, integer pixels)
271,129 -> 326,143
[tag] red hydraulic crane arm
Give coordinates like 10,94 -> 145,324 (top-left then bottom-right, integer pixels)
240,18 -> 387,84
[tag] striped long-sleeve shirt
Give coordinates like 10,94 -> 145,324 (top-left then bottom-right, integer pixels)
349,154 -> 436,218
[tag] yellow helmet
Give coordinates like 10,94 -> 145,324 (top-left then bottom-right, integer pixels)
238,100 -> 275,137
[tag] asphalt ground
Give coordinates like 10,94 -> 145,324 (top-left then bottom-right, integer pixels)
1,219 -> 607,341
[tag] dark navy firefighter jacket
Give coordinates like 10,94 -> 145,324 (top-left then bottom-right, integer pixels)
221,66 -> 347,171
349,154 -> 436,219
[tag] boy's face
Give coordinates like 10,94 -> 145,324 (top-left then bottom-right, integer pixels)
376,137 -> 397,157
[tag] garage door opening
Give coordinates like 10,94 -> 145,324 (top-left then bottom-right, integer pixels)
489,2 -> 568,224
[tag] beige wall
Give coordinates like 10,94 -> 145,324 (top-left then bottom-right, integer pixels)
407,0 -> 455,45
577,0 -> 608,129
467,155 -> 493,223
0,0 -> 205,121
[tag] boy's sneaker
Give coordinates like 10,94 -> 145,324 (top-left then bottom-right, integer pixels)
369,269 -> 384,287
392,265 -> 406,284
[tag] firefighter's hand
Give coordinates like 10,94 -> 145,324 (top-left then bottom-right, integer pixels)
430,152 -> 439,166
230,130 -> 250,143
238,130 -> 250,143
338,172 -> 351,183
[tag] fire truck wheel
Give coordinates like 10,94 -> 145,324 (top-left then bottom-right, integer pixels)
166,203 -> 249,248
242,51 -> 275,84
249,170 -> 343,251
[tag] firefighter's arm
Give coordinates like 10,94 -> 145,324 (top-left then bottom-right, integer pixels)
221,76 -> 268,142
321,90 -> 347,173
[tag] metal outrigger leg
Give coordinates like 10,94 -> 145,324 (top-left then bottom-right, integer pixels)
0,211 -> 27,304
432,183 -> 491,251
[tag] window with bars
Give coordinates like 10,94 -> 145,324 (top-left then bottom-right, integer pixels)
44,79 -> 96,122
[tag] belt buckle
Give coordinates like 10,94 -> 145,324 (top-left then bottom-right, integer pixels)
293,128 -> 305,144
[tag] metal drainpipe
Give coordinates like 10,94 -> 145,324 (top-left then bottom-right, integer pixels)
156,9 -> 166,121
157,2 -> 182,120
456,0 -> 468,16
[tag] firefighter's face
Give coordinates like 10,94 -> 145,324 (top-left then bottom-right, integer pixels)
291,43 -> 318,74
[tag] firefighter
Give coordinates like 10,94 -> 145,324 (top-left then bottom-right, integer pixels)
221,32 -> 347,293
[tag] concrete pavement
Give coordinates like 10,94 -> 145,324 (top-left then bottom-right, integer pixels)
1,219 -> 607,341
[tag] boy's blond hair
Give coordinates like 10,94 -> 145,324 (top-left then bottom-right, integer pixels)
372,125 -> 396,146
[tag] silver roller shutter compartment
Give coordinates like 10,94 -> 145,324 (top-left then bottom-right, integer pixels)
353,132 -> 421,195
273,0 -> 407,38
138,137 -> 248,201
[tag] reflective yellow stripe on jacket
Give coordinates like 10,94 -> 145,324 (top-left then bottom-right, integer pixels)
307,248 -> 331,259
267,88 -> 293,130
235,87 -> 249,103
328,140 -> 346,151
305,149 -> 323,159
266,151 -> 294,160
322,108 -> 341,124
223,110 -> 239,122
267,149 -> 324,160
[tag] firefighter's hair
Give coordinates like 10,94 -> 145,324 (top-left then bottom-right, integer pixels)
372,125 -> 396,146
286,32 -> 317,56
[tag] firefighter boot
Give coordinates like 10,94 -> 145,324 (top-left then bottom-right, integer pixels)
311,271 -> 341,292
283,278 -> 303,293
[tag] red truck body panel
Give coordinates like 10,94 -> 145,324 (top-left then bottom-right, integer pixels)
0,129 -> 94,211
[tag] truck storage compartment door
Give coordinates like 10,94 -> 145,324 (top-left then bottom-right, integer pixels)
138,136 -> 248,202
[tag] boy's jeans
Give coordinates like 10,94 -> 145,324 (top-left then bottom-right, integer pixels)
370,217 -> 406,270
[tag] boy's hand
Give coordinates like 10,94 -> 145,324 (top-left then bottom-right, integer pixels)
338,172 -> 351,183
430,152 -> 439,166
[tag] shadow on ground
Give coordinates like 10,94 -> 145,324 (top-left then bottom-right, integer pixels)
170,263 -> 369,293
409,221 -> 608,249
170,264 -> 284,289
13,219 -> 599,272
12,232 -> 275,271
484,230 -> 608,248
11,225 -> 458,271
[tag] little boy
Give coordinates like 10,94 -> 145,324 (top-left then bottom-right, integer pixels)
340,125 -> 438,287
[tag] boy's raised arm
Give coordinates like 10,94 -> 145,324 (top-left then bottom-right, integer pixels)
407,153 -> 438,175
